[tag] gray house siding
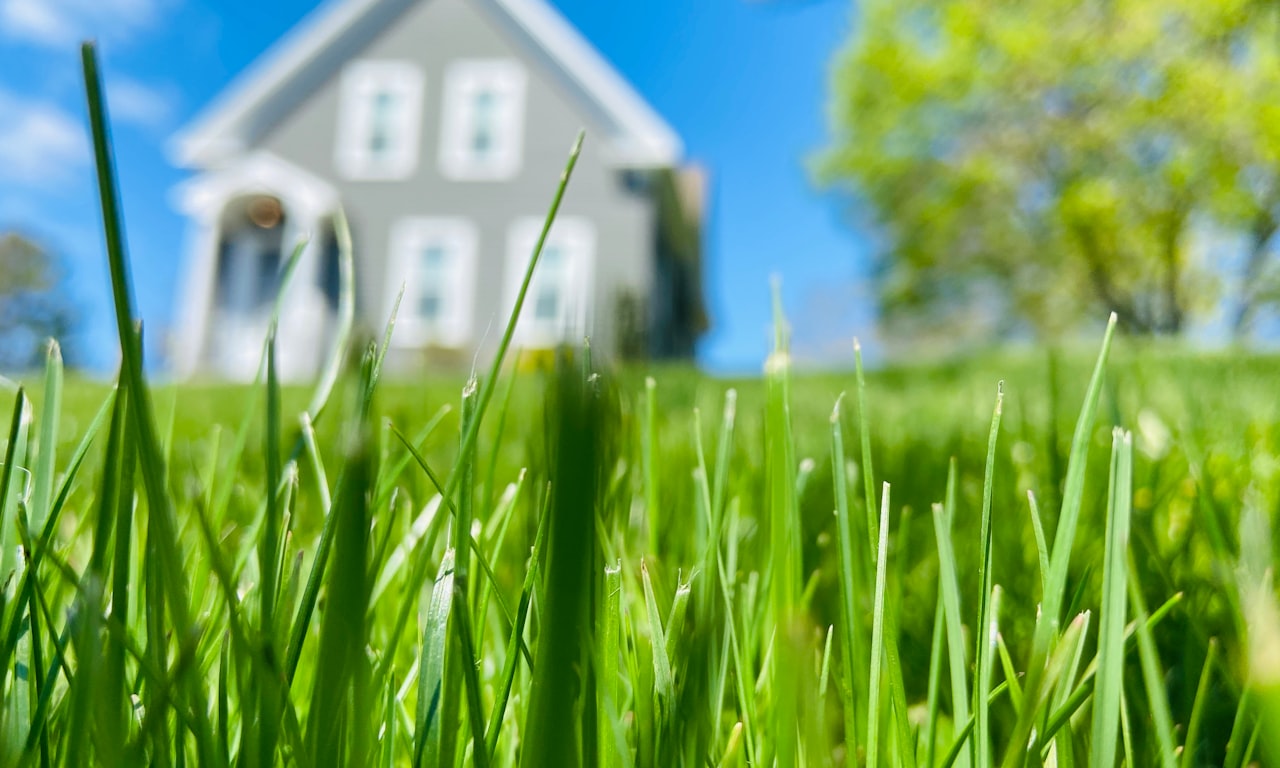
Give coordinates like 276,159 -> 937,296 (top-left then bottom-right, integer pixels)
253,0 -> 655,364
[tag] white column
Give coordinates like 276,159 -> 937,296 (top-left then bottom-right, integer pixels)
171,211 -> 222,379
276,208 -> 330,382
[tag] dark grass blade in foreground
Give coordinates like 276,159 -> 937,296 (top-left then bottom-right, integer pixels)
520,353 -> 613,767
81,42 -> 215,763
306,356 -> 376,764
381,132 -> 586,679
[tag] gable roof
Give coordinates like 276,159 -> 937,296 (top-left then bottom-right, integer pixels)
170,0 -> 683,169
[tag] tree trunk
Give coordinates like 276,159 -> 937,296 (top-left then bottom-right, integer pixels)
1158,202 -> 1188,335
1231,211 -> 1276,339
1072,222 -> 1147,333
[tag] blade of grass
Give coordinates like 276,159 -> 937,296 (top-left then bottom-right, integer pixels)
924,593 -> 945,768
28,340 -> 61,533
0,389 -> 30,592
250,323 -> 286,768
1182,638 -> 1217,768
309,207 -> 356,422
1004,314 -> 1116,768
996,633 -> 1023,714
1038,314 -> 1117,639
386,132 -> 585,681
1039,593 -> 1182,745
415,549 -> 456,768
644,376 -> 659,556
1224,688 -> 1252,768
598,560 -> 624,768
81,42 -> 214,763
867,482 -> 891,768
853,339 -> 877,556
1050,609 -> 1090,768
519,354 -> 609,768
1027,490 -> 1049,600
831,396 -> 863,760
937,681 -> 1012,768
305,369 -> 374,764
644,560 -> 675,713
1127,550 -> 1177,768
1119,687 -> 1135,768
973,383 -> 1004,768
1089,428 -> 1133,768
932,500 -> 970,768
974,585 -> 1002,768
765,279 -> 801,768
484,483 -> 551,759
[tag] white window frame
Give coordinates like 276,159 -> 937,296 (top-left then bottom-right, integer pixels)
335,60 -> 425,181
506,216 -> 595,348
439,59 -> 528,181
388,217 -> 478,348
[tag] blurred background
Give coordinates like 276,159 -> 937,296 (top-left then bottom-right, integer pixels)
1,0 -> 1277,375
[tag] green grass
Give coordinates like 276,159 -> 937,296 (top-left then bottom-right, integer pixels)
2,41 -> 1280,766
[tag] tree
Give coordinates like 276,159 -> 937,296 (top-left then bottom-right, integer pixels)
0,232 -> 75,370
822,0 -> 1280,342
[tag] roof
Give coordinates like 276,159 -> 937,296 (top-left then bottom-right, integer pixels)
170,0 -> 683,169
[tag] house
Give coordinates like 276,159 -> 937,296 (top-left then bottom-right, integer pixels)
169,0 -> 708,380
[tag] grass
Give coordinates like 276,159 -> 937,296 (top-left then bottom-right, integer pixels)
1,41 -> 1280,766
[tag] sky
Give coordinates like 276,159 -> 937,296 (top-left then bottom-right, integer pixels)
0,0 -> 870,374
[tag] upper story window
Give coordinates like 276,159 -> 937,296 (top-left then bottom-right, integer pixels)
506,216 -> 595,347
388,217 -> 478,348
440,60 -> 527,181
335,60 -> 424,180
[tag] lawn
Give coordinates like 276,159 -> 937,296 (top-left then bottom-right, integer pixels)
3,325 -> 1277,766
1,43 -> 1278,767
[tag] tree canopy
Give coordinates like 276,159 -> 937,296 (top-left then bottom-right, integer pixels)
823,0 -> 1280,342
0,232 -> 74,370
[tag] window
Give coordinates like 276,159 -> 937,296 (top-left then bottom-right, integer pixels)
388,218 -> 478,348
506,217 -> 595,347
335,61 -> 425,180
440,60 -> 527,180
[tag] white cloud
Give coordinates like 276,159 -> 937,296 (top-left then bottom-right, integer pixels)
107,77 -> 176,130
0,89 -> 88,187
0,0 -> 165,48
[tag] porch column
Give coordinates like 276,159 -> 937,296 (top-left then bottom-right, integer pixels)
276,208 -> 331,382
172,209 -> 221,379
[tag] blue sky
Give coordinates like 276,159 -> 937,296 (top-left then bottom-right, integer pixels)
0,0 -> 870,374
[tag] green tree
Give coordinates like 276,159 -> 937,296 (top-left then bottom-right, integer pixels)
0,232 -> 74,370
822,0 -> 1280,341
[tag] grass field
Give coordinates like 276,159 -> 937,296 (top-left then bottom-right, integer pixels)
2,43 -> 1280,767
